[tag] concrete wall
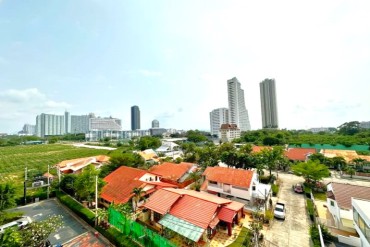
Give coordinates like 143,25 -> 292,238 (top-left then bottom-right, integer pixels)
338,235 -> 361,247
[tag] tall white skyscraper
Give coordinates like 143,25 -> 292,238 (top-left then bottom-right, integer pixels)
227,77 -> 251,131
209,108 -> 229,137
260,78 -> 278,129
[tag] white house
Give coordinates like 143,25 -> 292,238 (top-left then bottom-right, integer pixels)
352,198 -> 370,247
327,182 -> 370,233
201,166 -> 271,211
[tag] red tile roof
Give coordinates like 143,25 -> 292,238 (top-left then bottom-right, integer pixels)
329,182 -> 370,209
209,217 -> 220,229
285,148 -> 316,161
164,188 -> 231,205
217,208 -> 236,223
202,167 -> 254,189
220,124 -> 239,130
149,162 -> 195,181
101,166 -> 147,204
251,146 -> 271,153
224,201 -> 245,211
170,194 -> 219,229
142,189 -> 181,215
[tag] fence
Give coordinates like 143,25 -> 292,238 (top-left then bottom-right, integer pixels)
108,207 -> 177,247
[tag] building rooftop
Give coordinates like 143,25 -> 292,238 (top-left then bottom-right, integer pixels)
285,148 -> 316,161
149,162 -> 195,182
202,166 -> 254,189
328,182 -> 370,209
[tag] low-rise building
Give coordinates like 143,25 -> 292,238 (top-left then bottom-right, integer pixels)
219,124 -> 241,142
352,198 -> 370,247
56,155 -> 110,174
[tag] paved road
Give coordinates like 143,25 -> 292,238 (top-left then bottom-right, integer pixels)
265,173 -> 311,247
10,199 -> 112,246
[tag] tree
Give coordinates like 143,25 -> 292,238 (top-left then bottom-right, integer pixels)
113,203 -> 132,217
132,187 -> 145,213
345,166 -> 356,178
20,215 -> 63,247
331,156 -> 346,170
136,136 -> 161,151
95,208 -> 108,225
291,160 -> 331,184
59,174 -> 76,196
0,183 -> 17,211
188,171 -> 202,191
186,130 -> 208,143
74,165 -> 104,205
337,121 -> 360,135
0,227 -> 22,247
352,158 -> 366,171
259,146 -> 285,177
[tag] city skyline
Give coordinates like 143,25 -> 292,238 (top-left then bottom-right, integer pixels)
1,1 -> 370,133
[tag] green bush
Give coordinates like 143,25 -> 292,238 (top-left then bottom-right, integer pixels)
271,184 -> 279,196
56,191 -> 95,225
310,224 -> 335,247
95,226 -> 138,247
306,199 -> 315,221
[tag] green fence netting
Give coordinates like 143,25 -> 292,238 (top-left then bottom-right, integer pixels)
108,207 -> 177,247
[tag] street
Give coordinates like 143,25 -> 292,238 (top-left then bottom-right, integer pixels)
265,172 -> 311,247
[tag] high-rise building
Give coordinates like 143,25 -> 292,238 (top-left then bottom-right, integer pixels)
36,113 -> 65,137
64,111 -> 71,134
227,77 -> 251,131
131,106 -> 141,130
89,117 -> 122,131
152,119 -> 159,128
209,108 -> 229,137
260,78 -> 278,129
71,114 -> 92,134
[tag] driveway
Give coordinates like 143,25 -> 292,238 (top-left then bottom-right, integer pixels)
264,172 -> 311,247
10,199 -> 111,246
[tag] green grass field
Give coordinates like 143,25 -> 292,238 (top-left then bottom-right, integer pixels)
0,144 -> 111,183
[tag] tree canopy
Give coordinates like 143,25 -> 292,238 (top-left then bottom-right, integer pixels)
291,160 -> 331,183
136,136 -> 161,151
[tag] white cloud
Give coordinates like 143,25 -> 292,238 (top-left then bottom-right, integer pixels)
0,88 -> 71,132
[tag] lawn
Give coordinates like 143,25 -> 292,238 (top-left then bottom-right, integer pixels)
312,191 -> 327,201
0,144 -> 111,183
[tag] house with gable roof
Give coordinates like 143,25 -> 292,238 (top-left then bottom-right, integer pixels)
201,166 -> 271,211
284,148 -> 316,162
326,182 -> 370,233
56,155 -> 110,174
140,188 -> 245,243
149,162 -> 197,188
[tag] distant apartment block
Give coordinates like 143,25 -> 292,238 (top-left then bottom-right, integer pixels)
36,113 -> 66,137
260,78 -> 278,129
71,113 -> 94,134
131,105 -> 141,130
89,117 -> 122,131
220,124 -> 241,142
152,119 -> 159,128
360,121 -> 370,129
209,108 -> 229,137
308,127 -> 336,133
227,77 -> 251,131
19,124 -> 36,136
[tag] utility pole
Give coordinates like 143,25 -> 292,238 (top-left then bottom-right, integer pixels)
95,175 -> 98,226
24,167 -> 27,205
47,165 -> 50,199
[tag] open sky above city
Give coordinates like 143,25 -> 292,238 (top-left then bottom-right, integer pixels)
0,0 -> 370,133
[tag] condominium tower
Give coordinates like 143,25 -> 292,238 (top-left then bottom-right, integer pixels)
227,77 -> 251,131
260,78 -> 278,129
209,108 -> 229,137
131,105 -> 141,130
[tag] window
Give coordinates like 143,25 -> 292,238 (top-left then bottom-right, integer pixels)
353,209 -> 359,224
252,185 -> 256,191
330,200 -> 335,207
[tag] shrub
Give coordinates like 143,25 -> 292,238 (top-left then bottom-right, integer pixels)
271,184 -> 279,196
310,224 -> 335,247
95,226 -> 138,247
306,199 -> 315,221
56,191 -> 95,225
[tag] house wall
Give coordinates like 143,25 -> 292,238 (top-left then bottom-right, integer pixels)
140,173 -> 160,182
207,182 -> 251,200
327,198 -> 340,226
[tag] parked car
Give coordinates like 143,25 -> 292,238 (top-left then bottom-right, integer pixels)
274,202 -> 286,220
293,183 -> 304,193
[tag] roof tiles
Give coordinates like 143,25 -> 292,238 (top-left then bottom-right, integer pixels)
329,182 -> 370,209
285,148 -> 316,161
149,162 -> 194,182
202,166 -> 254,188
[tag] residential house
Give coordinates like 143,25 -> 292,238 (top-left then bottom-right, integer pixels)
327,182 -> 370,233
56,155 -> 110,174
219,124 -> 241,142
149,162 -> 197,188
141,188 -> 245,243
352,198 -> 370,247
100,166 -> 176,208
284,148 -> 316,162
136,149 -> 160,164
201,166 -> 271,211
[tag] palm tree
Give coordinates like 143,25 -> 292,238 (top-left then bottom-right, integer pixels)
95,208 -> 108,226
189,171 -> 202,191
346,166 -> 356,178
132,187 -> 145,213
352,158 -> 366,171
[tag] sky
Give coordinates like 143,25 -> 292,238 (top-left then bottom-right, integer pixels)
0,0 -> 370,134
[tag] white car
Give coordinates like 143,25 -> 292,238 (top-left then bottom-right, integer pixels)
274,202 -> 286,220
17,216 -> 32,228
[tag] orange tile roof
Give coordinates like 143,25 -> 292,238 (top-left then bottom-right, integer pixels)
142,189 -> 181,215
202,167 -> 254,189
217,208 -> 236,223
209,216 -> 220,229
251,146 -> 271,153
285,148 -> 316,161
170,194 -> 219,229
101,166 -> 147,204
163,188 -> 231,205
321,149 -> 370,163
137,150 -> 159,162
224,201 -> 245,211
329,182 -> 370,209
149,162 -> 195,181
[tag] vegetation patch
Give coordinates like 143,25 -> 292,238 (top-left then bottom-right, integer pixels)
271,184 -> 279,196
306,199 -> 315,221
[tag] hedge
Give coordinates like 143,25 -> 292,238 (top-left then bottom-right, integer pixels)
56,191 -> 139,247
271,184 -> 279,196
306,199 -> 315,221
56,191 -> 95,225
95,226 -> 138,247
